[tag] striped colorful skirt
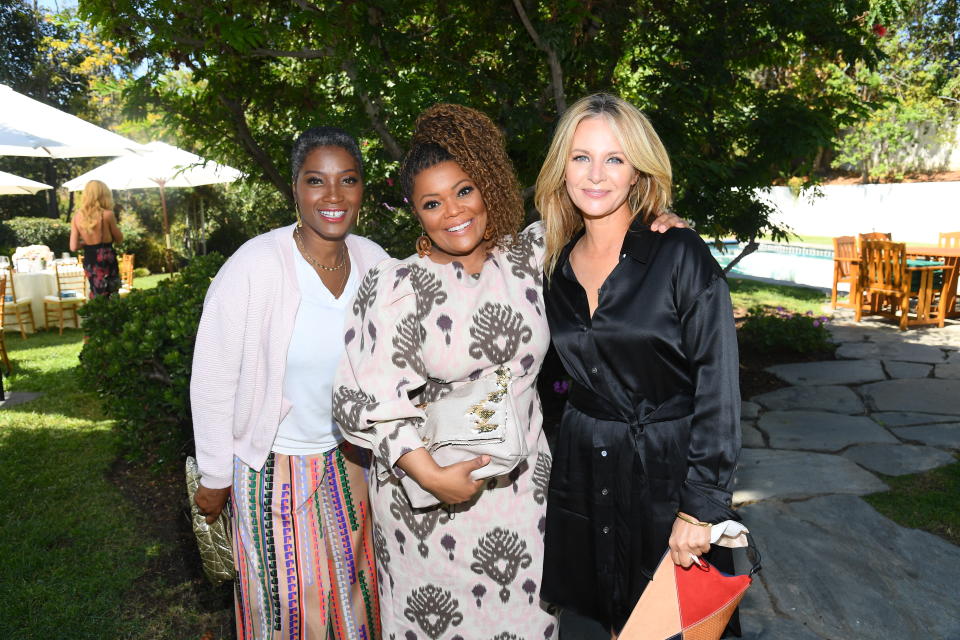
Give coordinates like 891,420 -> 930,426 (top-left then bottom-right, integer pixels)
231,443 -> 381,640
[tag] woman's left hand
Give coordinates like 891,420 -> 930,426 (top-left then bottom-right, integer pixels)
668,512 -> 712,567
650,211 -> 688,233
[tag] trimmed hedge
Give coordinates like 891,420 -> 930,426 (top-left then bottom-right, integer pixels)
2,217 -> 71,254
79,253 -> 225,462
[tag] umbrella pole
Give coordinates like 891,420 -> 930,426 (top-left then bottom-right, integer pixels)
200,198 -> 206,255
159,181 -> 173,273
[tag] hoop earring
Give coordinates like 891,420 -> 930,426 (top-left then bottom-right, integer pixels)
416,232 -> 432,258
295,204 -> 303,228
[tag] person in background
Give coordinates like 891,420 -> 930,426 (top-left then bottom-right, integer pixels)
190,127 -> 386,640
69,179 -> 124,298
536,93 -> 742,637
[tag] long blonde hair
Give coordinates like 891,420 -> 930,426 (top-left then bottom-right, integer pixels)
536,93 -> 673,277
75,180 -> 114,234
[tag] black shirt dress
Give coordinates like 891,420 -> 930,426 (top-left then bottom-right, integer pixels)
541,220 -> 742,632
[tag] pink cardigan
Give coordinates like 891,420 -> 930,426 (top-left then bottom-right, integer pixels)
190,224 -> 388,488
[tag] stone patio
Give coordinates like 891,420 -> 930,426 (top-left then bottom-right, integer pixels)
558,313 -> 960,640
736,313 -> 960,639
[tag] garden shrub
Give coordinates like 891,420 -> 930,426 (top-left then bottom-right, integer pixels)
133,267 -> 150,278
79,253 -> 225,463
3,216 -> 71,254
738,305 -> 835,354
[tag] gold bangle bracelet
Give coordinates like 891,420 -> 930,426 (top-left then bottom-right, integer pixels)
676,512 -> 711,527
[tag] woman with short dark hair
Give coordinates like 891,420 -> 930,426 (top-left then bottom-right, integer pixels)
191,126 -> 386,639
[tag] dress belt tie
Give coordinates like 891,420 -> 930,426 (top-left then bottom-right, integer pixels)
568,383 -> 627,423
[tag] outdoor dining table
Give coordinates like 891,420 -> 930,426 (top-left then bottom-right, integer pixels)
905,245 -> 960,319
10,270 -> 57,332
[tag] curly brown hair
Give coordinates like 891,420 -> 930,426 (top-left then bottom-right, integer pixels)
399,104 -> 524,246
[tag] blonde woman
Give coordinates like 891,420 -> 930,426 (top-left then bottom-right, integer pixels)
536,93 -> 741,635
69,180 -> 124,298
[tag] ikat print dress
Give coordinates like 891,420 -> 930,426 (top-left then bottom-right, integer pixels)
334,223 -> 557,639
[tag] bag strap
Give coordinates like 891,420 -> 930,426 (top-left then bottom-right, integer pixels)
745,532 -> 762,576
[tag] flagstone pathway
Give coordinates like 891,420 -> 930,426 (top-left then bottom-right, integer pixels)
737,315 -> 960,639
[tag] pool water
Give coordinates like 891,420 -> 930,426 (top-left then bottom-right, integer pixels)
709,242 -> 835,289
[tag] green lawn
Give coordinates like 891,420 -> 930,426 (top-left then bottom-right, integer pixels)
0,330 -> 229,639
0,331 -> 145,638
865,460 -> 960,546
133,273 -> 172,290
727,277 -> 831,316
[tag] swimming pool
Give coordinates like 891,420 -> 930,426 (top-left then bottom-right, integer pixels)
708,242 -> 835,290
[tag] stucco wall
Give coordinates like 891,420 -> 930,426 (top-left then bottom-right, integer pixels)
761,182 -> 960,244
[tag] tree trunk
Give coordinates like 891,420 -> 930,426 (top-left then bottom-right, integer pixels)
722,239 -> 758,275
43,159 -> 58,218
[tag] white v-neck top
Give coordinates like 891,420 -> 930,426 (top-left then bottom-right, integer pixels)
272,234 -> 358,455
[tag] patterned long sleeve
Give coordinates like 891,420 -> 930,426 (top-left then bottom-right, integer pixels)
333,259 -> 430,481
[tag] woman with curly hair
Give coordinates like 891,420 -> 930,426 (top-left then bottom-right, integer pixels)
333,104 -> 556,638
70,179 -> 124,297
333,104 -> 682,638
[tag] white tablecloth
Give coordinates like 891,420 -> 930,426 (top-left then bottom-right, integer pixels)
9,271 -> 57,332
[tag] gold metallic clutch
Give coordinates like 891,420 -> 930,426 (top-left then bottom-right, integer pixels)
185,456 -> 236,585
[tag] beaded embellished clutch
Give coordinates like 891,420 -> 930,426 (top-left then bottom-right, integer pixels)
403,365 -> 528,508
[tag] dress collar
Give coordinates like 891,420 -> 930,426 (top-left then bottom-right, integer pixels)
620,215 -> 655,263
557,215 -> 655,281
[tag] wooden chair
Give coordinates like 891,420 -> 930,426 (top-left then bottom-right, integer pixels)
1,267 -> 36,339
119,254 -> 135,296
855,240 -> 954,330
0,278 -> 12,374
857,232 -> 892,252
831,236 -> 861,309
43,263 -> 88,334
939,232 -> 960,249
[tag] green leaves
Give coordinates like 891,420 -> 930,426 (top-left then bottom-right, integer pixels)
78,253 -> 225,462
80,0 -> 895,250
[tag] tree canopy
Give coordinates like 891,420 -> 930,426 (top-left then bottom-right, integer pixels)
76,1 -> 895,255
831,0 -> 960,179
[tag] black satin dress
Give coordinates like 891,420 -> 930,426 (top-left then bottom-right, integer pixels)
541,220 -> 742,633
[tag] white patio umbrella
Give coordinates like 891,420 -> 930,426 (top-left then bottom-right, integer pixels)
0,170 -> 53,195
0,84 -> 147,158
63,141 -> 244,268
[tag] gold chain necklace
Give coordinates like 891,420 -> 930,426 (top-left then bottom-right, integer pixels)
294,228 -> 347,271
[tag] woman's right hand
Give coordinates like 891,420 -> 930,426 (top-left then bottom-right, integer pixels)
421,456 -> 490,504
194,484 -> 231,524
397,448 -> 490,504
